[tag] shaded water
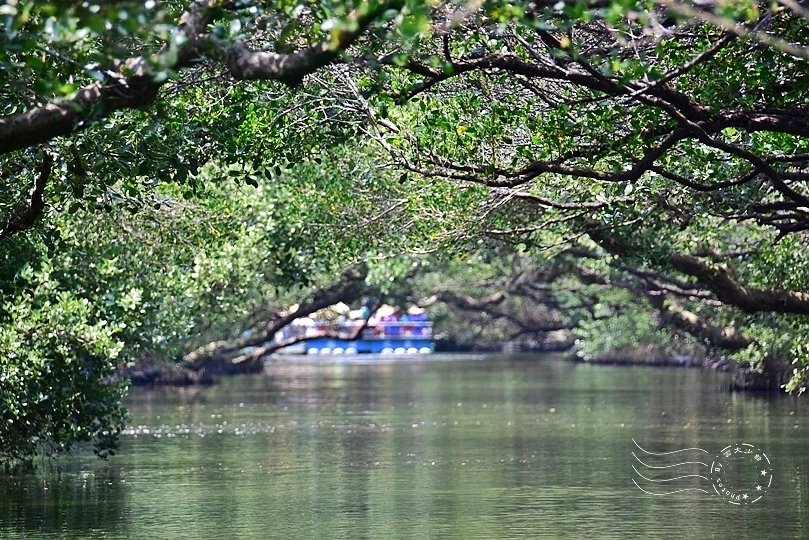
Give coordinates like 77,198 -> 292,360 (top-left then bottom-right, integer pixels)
2,354 -> 807,538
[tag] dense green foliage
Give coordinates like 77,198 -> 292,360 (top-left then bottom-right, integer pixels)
2,0 -> 809,464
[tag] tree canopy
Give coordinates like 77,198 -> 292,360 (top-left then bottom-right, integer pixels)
2,0 -> 809,464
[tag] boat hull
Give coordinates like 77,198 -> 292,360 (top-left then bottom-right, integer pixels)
301,337 -> 433,355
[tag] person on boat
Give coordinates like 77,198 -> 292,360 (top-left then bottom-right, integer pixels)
405,306 -> 429,336
399,309 -> 413,336
357,297 -> 373,321
336,313 -> 351,338
382,306 -> 401,337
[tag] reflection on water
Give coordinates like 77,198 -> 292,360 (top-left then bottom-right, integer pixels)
1,355 -> 807,539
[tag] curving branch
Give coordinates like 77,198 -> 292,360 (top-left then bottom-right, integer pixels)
0,0 -> 402,156
569,255 -> 752,351
662,0 -> 809,60
227,0 -> 400,84
586,226 -> 809,316
385,17 -> 809,234
430,288 -> 573,334
182,264 -> 370,370
0,151 -> 54,241
670,254 -> 809,315
645,293 -> 753,351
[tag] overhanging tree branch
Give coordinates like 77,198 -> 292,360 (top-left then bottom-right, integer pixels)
0,0 -> 402,155
0,151 -> 54,241
645,292 -> 753,351
586,226 -> 809,315
182,264 -> 370,369
669,254 -> 809,315
571,257 -> 753,351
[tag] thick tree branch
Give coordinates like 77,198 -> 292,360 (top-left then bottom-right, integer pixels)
228,0 -> 400,84
646,293 -> 752,351
224,302 -> 382,366
430,289 -> 572,333
586,226 -> 809,315
0,151 -> 54,240
182,264 -> 369,369
571,258 -> 752,351
0,0 -> 401,155
669,254 -> 809,315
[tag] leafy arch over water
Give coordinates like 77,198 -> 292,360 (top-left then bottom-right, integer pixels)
2,0 -> 809,463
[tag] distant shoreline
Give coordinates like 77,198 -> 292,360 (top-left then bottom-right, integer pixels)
119,346 -> 788,393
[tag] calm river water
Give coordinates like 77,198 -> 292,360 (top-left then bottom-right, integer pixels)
2,354 -> 807,538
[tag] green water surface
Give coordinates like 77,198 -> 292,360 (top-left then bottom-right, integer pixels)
1,354 -> 807,538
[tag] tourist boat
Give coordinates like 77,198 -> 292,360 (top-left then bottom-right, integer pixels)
276,320 -> 434,355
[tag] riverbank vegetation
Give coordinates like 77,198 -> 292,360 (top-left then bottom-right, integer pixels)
2,0 -> 809,464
